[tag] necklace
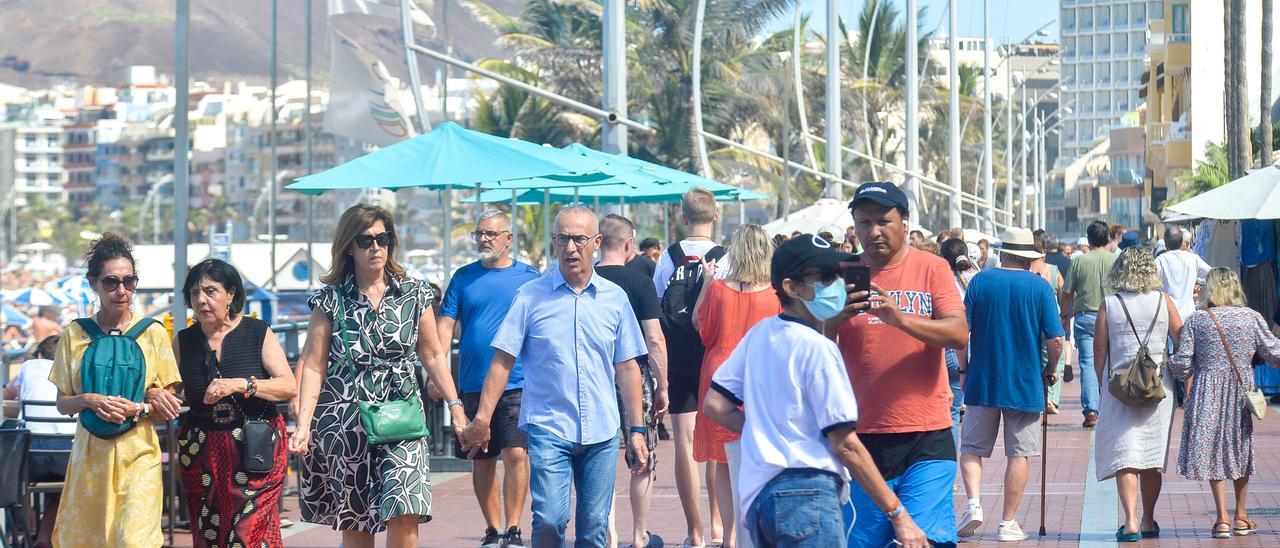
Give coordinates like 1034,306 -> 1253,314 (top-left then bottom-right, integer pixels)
94,310 -> 133,333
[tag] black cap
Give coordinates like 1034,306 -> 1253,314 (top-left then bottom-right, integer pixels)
771,234 -> 854,290
849,181 -> 910,212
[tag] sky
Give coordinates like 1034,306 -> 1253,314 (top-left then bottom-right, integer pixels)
770,0 -> 1061,44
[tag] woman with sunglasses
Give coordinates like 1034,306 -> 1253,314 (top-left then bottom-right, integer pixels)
172,258 -> 297,547
690,224 -> 781,548
290,205 -> 469,548
47,233 -> 181,547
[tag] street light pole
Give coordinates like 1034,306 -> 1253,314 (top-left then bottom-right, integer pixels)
603,0 -> 627,156
982,0 -> 994,234
1019,83 -> 1028,227
906,0 -> 919,213
948,0 -> 961,228
173,0 -> 190,328
825,0 -> 842,200
1005,52 -> 1014,228
268,0 -> 278,290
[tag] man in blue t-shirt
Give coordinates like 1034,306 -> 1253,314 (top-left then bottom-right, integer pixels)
433,209 -> 540,547
956,227 -> 1064,542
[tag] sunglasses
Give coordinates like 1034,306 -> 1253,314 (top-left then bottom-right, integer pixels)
798,267 -> 842,285
99,275 -> 139,292
354,232 -> 393,249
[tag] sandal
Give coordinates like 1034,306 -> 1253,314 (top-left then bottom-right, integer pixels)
679,538 -> 706,548
1212,521 -> 1232,539
1234,517 -> 1258,536
1141,521 -> 1160,538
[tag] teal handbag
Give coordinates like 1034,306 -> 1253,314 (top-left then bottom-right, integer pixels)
335,293 -> 430,445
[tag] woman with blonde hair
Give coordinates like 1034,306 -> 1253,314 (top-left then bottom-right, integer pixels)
691,224 -> 781,548
1093,247 -> 1182,542
290,204 -> 469,548
1170,267 -> 1280,539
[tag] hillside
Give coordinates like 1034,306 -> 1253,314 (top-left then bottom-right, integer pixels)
0,0 -> 523,88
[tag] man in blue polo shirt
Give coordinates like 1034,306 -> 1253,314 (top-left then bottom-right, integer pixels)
459,205 -> 650,547
435,209 -> 540,548
957,226 -> 1064,541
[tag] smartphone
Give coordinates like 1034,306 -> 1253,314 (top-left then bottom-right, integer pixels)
843,264 -> 871,314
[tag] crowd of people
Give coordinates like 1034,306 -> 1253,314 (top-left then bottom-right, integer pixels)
6,181 -> 1280,548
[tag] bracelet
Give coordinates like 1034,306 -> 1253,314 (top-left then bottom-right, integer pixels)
140,402 -> 150,419
628,425 -> 648,434
245,377 -> 258,398
446,399 -> 463,409
885,499 -> 903,519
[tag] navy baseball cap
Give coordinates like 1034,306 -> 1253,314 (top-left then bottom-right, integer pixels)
771,234 -> 854,290
849,181 -> 910,212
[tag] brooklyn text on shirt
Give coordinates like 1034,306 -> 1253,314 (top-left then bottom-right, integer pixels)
865,289 -> 933,325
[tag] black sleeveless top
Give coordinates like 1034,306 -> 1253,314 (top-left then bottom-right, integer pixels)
178,317 -> 277,427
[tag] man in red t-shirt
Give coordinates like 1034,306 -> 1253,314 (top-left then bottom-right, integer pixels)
827,182 -> 969,547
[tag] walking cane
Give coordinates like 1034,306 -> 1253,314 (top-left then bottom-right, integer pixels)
1039,381 -> 1049,537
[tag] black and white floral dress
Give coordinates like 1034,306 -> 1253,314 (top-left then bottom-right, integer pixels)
300,274 -> 433,533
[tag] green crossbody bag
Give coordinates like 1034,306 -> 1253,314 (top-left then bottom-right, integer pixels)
335,293 -> 430,445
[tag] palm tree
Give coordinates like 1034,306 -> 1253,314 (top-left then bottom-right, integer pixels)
1262,0 -> 1273,167
1227,0 -> 1251,179
1169,142 -> 1230,205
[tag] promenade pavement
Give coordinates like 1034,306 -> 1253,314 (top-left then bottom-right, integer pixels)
169,367 -> 1280,547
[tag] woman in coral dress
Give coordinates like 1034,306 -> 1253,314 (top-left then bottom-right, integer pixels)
692,224 -> 781,548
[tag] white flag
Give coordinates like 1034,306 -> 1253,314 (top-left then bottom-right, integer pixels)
327,0 -> 435,30
323,29 -> 418,147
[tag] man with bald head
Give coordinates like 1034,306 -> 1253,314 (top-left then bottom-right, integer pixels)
460,206 -> 650,546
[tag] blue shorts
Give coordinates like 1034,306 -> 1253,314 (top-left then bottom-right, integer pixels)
842,459 -> 957,547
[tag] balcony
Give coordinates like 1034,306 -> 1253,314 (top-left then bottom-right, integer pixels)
1147,122 -> 1168,147
1099,168 -> 1143,186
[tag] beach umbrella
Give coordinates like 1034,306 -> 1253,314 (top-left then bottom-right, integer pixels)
285,121 -> 636,194
3,305 -> 31,327
10,288 -> 73,307
1166,163 -> 1280,219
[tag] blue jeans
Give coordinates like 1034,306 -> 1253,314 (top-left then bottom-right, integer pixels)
944,349 -> 964,448
746,468 -> 845,548
1074,312 -> 1100,416
527,424 -> 619,547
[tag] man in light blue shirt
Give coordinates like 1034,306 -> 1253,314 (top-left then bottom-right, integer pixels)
460,205 -> 649,547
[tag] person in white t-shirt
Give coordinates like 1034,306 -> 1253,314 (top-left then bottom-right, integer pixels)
703,235 -> 927,547
3,335 -> 71,548
1155,227 -> 1211,321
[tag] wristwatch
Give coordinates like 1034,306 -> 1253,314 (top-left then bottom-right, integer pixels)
628,425 -> 649,434
446,399 -> 464,410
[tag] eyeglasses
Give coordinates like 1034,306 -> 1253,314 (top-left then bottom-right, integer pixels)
470,230 -> 510,242
354,232 -> 393,249
798,267 -> 841,285
99,275 -> 139,292
551,233 -> 598,248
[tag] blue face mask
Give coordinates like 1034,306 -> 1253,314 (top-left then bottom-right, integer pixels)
803,280 -> 846,321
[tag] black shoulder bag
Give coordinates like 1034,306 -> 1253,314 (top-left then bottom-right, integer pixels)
204,340 -> 275,474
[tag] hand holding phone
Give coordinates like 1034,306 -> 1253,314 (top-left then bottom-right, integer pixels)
843,263 -> 871,314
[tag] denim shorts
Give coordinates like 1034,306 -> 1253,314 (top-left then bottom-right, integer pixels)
746,468 -> 845,547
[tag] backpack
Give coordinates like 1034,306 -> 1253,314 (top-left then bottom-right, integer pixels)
660,243 -> 726,336
74,317 -> 157,439
1105,294 -> 1167,408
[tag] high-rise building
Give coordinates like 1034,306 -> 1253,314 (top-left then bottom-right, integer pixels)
1060,1 -> 1163,161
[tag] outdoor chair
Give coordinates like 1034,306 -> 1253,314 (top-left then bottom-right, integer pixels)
0,428 -> 32,548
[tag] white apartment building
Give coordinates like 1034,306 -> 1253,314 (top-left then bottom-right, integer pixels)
3,110 -> 68,206
1060,1 -> 1163,161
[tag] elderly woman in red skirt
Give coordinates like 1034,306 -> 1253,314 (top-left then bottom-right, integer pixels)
167,259 -> 298,547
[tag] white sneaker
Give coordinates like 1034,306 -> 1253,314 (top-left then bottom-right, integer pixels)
996,520 -> 1029,542
957,504 -> 983,538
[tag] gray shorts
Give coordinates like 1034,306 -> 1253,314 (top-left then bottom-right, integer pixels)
960,406 -> 1042,458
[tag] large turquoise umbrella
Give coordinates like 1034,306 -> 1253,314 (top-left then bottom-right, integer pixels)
285,122 -> 635,194
462,184 -> 765,205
